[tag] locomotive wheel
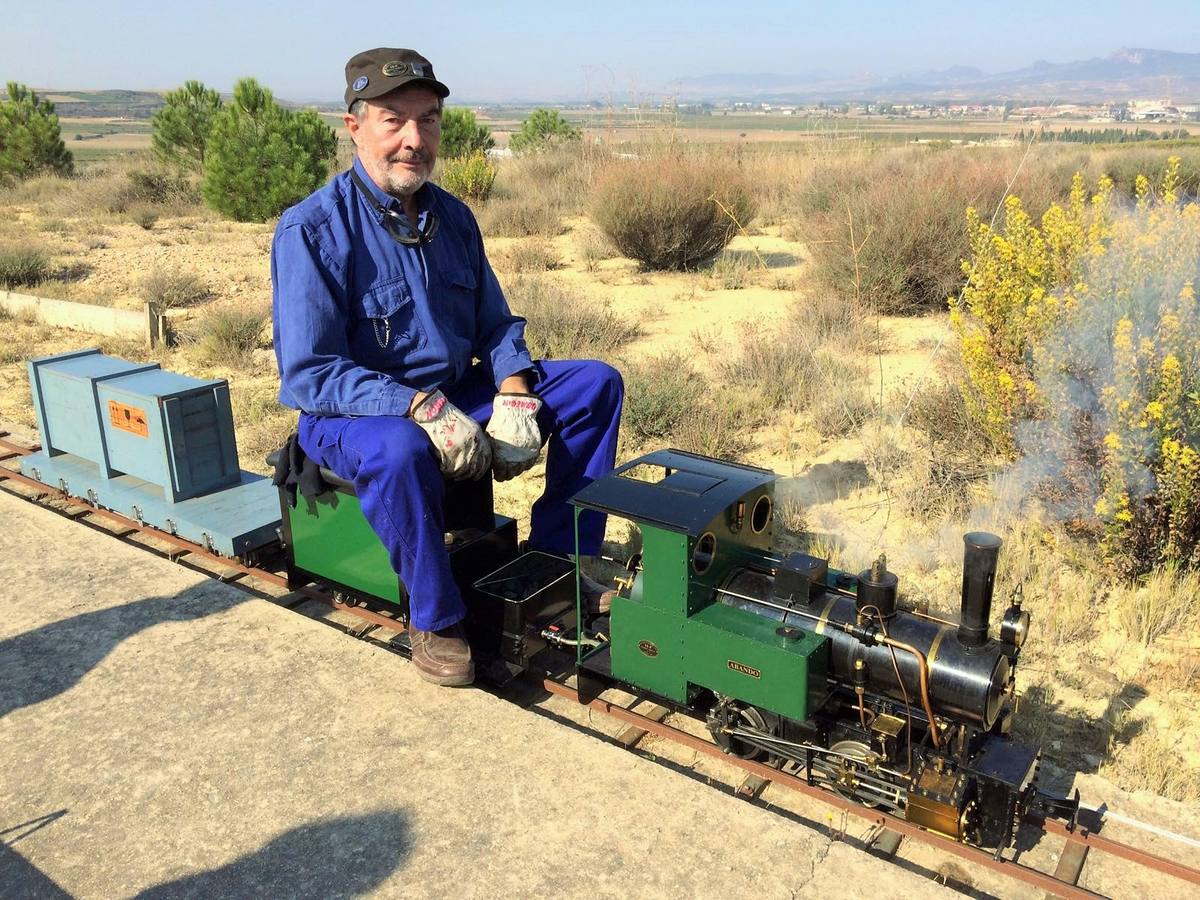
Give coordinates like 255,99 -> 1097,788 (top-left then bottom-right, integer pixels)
707,699 -> 771,760
728,705 -> 770,759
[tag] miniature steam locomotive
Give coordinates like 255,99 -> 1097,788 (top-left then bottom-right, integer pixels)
18,350 -> 1080,852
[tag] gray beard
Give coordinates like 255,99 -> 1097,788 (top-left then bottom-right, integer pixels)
378,159 -> 430,198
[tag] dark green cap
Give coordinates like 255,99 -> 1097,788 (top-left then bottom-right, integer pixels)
344,47 -> 450,110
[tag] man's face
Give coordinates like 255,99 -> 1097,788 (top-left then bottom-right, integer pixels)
345,86 -> 442,198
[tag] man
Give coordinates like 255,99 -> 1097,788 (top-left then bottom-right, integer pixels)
271,48 -> 622,687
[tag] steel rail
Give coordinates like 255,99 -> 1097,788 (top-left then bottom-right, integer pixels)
3,432 -> 1199,898
540,679 -> 1099,899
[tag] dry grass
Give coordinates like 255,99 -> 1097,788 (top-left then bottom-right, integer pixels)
474,196 -> 564,238
230,378 -> 295,473
492,238 -> 560,273
621,353 -> 761,460
140,267 -> 212,310
6,155 -> 203,221
706,251 -> 754,290
897,376 -> 995,520
1112,562 -> 1200,645
721,293 -> 874,429
473,147 -> 602,239
576,227 -> 617,272
187,304 -> 269,367
503,276 -> 639,360
1101,724 -> 1200,803
621,354 -> 703,445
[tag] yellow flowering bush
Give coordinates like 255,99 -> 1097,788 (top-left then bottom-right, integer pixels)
952,174 -> 1111,453
956,158 -> 1200,575
438,150 -> 497,202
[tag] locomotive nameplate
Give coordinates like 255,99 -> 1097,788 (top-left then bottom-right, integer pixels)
638,640 -> 659,658
727,659 -> 761,679
108,400 -> 149,437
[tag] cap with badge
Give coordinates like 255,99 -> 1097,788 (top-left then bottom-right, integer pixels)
344,47 -> 450,110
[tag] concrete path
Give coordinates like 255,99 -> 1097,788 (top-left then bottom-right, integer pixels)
0,489 -> 960,899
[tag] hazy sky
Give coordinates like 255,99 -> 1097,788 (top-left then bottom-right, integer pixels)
5,1 -> 1199,103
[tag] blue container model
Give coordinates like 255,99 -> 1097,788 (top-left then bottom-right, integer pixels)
95,368 -> 240,502
21,349 -> 280,557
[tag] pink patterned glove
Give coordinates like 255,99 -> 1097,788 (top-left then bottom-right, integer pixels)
410,390 -> 492,480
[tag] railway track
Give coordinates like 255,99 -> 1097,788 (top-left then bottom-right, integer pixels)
3,431 -> 1198,899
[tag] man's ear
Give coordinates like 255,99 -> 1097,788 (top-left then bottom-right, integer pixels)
343,112 -> 359,146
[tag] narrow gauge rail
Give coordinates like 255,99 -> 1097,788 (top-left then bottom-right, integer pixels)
3,432 -> 1198,900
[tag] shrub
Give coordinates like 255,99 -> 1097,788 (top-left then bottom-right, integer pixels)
125,168 -> 200,206
622,355 -> 761,459
1093,146 -> 1200,199
0,82 -> 73,184
508,109 -> 581,155
504,277 -> 638,360
956,158 -> 1200,576
795,146 -> 1070,314
622,354 -> 703,444
898,377 -> 994,520
0,244 -> 51,288
129,205 -> 159,229
140,267 -> 212,310
439,107 -> 494,159
438,150 -> 496,202
590,152 -> 756,270
152,80 -> 223,171
201,79 -> 337,223
190,305 -> 268,365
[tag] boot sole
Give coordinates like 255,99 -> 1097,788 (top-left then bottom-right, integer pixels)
414,663 -> 475,687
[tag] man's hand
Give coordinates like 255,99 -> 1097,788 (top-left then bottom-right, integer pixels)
410,390 -> 491,480
487,393 -> 544,482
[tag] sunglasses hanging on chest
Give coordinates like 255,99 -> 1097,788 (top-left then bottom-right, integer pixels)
351,168 -> 440,246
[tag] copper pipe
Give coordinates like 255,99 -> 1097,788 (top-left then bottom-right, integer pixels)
899,607 -> 958,627
856,691 -> 867,728
880,636 -> 941,748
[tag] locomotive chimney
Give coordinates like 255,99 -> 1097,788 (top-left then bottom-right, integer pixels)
958,532 -> 1002,647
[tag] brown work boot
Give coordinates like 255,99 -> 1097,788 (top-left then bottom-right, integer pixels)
409,622 -> 475,686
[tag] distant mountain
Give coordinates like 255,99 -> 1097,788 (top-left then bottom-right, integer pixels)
669,48 -> 1200,103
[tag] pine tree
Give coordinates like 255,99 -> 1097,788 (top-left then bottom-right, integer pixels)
508,109 -> 581,155
152,80 -> 223,171
0,82 -> 73,184
200,78 -> 337,223
439,107 -> 494,159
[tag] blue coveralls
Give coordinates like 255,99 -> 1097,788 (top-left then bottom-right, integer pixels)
272,160 -> 622,631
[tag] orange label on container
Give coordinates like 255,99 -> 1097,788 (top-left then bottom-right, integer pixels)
108,400 -> 149,437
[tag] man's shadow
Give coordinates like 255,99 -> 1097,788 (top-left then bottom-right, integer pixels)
0,581 -> 250,720
0,809 -> 411,899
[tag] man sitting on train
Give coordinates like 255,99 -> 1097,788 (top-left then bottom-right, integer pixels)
271,48 -> 623,687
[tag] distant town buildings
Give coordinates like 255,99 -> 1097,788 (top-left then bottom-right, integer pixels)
606,95 -> 1200,123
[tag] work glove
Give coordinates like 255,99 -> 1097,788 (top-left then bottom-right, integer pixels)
486,393 -> 544,482
410,390 -> 492,481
